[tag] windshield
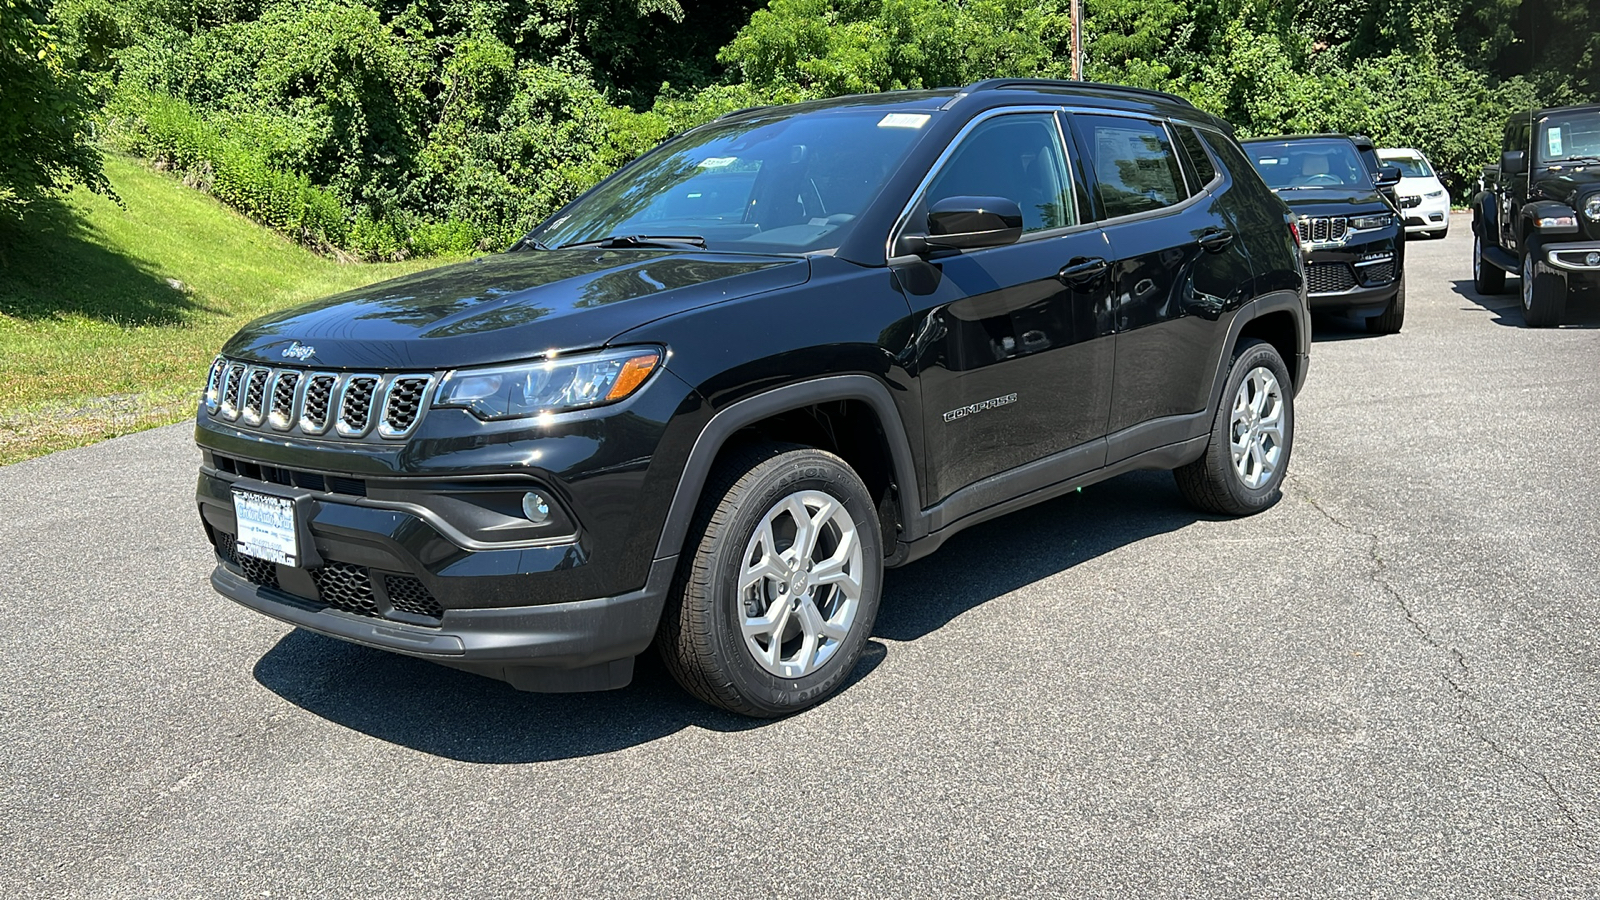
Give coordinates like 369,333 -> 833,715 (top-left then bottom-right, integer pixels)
1536,110 -> 1600,164
1380,153 -> 1433,178
530,108 -> 936,253
1245,139 -> 1373,190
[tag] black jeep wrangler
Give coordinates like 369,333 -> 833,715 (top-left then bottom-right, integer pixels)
1472,103 -> 1600,326
195,80 -> 1309,716
1241,134 -> 1407,334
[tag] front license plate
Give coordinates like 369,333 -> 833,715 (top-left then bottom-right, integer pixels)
233,490 -> 299,566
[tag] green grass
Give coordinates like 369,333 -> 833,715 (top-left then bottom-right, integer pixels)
0,156 -> 458,464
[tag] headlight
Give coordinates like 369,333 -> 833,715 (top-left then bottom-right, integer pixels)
1585,195 -> 1600,221
434,347 -> 662,420
1349,214 -> 1393,230
1424,189 -> 1446,199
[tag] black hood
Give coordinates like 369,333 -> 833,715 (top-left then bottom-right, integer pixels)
1269,187 -> 1392,217
1530,166 -> 1600,204
221,250 -> 810,369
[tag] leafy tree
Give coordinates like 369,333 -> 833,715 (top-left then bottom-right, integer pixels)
0,0 -> 108,217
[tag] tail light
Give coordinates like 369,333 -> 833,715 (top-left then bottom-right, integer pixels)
1288,221 -> 1302,246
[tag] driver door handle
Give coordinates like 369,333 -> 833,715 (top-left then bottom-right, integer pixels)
1197,228 -> 1234,252
1058,257 -> 1109,287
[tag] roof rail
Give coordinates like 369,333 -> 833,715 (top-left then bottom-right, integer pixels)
714,105 -> 773,121
961,78 -> 1194,108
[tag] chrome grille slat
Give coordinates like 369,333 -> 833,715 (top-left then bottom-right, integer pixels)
241,367 -> 270,426
219,363 -> 247,420
206,360 -> 430,440
379,376 -> 432,438
300,372 -> 338,434
268,371 -> 301,431
336,376 -> 379,437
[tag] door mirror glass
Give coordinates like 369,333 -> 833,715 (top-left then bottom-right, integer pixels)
923,196 -> 1024,250
1501,150 -> 1526,175
1374,165 -> 1402,187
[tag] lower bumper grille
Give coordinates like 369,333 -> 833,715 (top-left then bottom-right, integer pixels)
1360,261 -> 1396,285
1307,261 -> 1358,294
211,531 -> 443,623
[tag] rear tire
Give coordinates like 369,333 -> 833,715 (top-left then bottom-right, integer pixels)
1175,339 -> 1293,516
1365,275 -> 1405,334
657,443 -> 882,717
1473,230 -> 1505,294
1521,236 -> 1566,328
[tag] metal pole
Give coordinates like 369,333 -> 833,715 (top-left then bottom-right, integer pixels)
1071,0 -> 1083,81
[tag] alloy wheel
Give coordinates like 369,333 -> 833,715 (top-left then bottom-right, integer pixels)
737,490 -> 864,678
1229,366 -> 1285,490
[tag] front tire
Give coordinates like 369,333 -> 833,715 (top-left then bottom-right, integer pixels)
1365,274 -> 1405,334
1521,236 -> 1566,328
658,444 -> 883,717
1473,230 -> 1505,294
1175,339 -> 1294,516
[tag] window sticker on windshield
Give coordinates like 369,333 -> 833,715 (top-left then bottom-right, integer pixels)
1548,128 -> 1563,157
878,113 -> 930,129
698,156 -> 737,168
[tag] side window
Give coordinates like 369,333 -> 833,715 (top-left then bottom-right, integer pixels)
1173,125 -> 1218,191
922,114 -> 1074,233
1075,115 -> 1189,219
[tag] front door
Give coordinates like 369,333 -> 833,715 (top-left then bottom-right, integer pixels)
891,111 -> 1116,505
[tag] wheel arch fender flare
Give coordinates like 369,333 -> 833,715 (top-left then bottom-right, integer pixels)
1202,290 -> 1308,418
1473,191 -> 1499,237
1520,199 -> 1580,240
651,375 -> 923,561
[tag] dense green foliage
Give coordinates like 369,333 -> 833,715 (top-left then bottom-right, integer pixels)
15,0 -> 1597,258
0,0 -> 108,218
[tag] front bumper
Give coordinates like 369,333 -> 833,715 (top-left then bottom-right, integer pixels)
1302,233 -> 1402,314
1398,196 -> 1449,233
209,555 -> 673,690
1544,239 -> 1600,276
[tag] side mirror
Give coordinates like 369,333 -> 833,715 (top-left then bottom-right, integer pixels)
1374,165 -> 1402,188
917,196 -> 1024,252
1501,150 -> 1526,176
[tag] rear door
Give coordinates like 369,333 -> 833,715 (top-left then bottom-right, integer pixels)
891,110 -> 1116,505
1066,113 -> 1256,458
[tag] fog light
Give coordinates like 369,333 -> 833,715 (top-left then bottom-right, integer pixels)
521,491 -> 551,525
1587,252 -> 1600,267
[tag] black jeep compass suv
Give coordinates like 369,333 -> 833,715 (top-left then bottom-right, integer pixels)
196,79 -> 1309,716
1243,134 -> 1406,333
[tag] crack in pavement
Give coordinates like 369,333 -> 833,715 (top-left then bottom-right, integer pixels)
1286,477 -> 1588,834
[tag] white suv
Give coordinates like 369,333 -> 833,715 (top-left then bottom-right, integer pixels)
1378,148 -> 1450,238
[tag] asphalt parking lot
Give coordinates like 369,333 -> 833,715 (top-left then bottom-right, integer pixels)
3,213 -> 1597,897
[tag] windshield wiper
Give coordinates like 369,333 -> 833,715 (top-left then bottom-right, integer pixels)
1550,155 -> 1600,166
509,236 -> 551,251
558,234 -> 708,251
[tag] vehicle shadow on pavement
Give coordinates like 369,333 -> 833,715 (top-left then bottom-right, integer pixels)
875,469 -> 1198,641
252,470 -> 1198,761
252,626 -> 888,763
1450,279 -> 1600,328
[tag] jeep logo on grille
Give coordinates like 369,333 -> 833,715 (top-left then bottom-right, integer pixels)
281,342 -> 317,361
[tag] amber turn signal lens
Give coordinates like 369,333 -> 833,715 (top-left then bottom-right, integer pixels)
606,353 -> 660,401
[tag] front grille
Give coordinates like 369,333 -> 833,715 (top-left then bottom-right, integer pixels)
312,561 -> 381,617
211,454 -> 364,496
384,575 -> 445,619
238,553 -> 279,589
1307,261 -> 1358,294
206,362 -> 431,440
213,530 -> 443,624
1299,216 -> 1348,244
1360,261 -> 1396,285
